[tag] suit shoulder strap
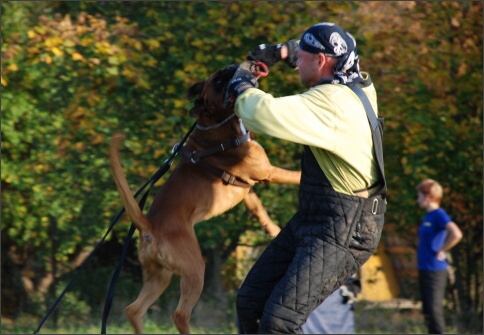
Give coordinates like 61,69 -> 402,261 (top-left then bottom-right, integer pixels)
349,84 -> 387,196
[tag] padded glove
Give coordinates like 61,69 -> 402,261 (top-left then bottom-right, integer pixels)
247,43 -> 283,67
283,39 -> 299,68
247,39 -> 299,68
224,61 -> 259,109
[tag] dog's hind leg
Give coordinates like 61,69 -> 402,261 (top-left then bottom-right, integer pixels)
173,269 -> 204,334
243,189 -> 281,238
171,234 -> 205,334
125,266 -> 173,334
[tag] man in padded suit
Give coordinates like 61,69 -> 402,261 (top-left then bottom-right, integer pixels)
224,22 -> 387,333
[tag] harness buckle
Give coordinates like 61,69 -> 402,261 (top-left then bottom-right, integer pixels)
371,198 -> 379,215
190,151 -> 200,164
221,171 -> 235,185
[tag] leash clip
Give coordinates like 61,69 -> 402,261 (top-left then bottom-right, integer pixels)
171,142 -> 180,154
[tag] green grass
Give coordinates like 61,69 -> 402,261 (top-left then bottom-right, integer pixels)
354,301 -> 462,334
2,317 -> 238,334
1,311 -> 424,335
1,303 -> 474,334
354,303 -> 427,334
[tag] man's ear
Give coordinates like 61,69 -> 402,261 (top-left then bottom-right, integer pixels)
317,53 -> 326,70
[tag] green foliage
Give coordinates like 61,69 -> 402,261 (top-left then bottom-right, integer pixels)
1,1 -> 482,332
353,3 -> 483,314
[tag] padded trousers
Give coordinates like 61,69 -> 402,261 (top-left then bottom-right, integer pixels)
236,193 -> 385,334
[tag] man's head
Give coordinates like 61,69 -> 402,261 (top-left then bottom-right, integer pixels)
296,22 -> 362,87
299,22 -> 356,58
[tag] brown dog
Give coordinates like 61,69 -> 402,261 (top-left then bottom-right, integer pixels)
109,65 -> 301,334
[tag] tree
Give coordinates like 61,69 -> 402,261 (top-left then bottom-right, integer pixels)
1,3 -> 173,322
344,2 -> 482,329
2,1 -> 482,332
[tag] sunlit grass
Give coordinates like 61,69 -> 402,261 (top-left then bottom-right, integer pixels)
354,300 -> 460,334
0,302 -> 470,334
1,317 -> 238,334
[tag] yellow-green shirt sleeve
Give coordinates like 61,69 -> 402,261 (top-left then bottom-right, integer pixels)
234,83 -> 380,195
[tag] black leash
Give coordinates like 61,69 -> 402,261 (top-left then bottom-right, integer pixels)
100,193 -> 146,334
100,122 -> 195,333
33,122 -> 196,334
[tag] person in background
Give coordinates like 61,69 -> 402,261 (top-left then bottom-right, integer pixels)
224,22 -> 386,333
301,277 -> 361,334
416,179 -> 463,334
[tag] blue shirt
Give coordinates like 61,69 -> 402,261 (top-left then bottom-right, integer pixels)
417,208 -> 452,271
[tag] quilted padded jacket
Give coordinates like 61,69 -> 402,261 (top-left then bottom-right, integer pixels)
237,147 -> 385,333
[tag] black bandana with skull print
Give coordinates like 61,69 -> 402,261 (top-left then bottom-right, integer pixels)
299,22 -> 363,85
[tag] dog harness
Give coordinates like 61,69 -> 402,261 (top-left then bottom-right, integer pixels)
181,131 -> 253,188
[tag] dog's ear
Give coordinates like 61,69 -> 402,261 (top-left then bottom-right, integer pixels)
186,81 -> 205,99
219,65 -> 238,87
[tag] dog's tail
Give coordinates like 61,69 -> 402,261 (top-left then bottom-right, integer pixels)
109,133 -> 152,233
